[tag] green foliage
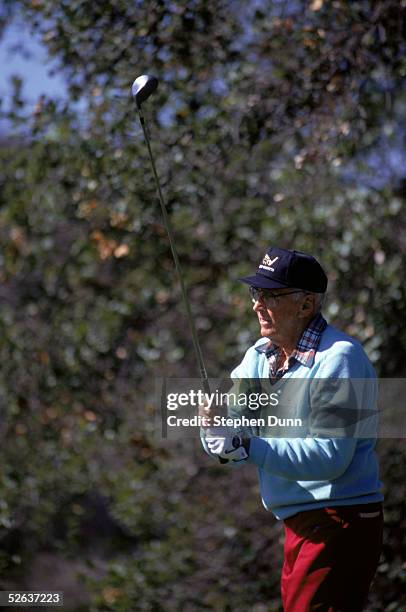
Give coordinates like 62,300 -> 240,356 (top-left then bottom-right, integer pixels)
0,0 -> 405,609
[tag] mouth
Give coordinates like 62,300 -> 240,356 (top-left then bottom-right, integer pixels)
258,316 -> 272,326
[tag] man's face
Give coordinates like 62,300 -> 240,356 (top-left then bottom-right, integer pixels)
251,287 -> 306,344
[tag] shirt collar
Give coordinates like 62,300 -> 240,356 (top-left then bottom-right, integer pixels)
255,312 -> 327,368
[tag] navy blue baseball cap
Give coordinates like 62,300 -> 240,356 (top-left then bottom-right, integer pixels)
240,247 -> 328,293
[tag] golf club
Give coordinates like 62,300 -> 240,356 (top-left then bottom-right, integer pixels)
132,75 -> 211,396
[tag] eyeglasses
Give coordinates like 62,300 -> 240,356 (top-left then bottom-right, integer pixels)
249,286 -> 304,307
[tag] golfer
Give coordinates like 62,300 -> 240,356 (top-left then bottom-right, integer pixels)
201,247 -> 383,612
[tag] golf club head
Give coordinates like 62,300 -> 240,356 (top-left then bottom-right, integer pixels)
132,75 -> 158,107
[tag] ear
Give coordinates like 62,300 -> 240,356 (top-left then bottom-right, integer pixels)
298,293 -> 314,318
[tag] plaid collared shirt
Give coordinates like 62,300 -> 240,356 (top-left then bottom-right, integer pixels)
255,312 -> 327,384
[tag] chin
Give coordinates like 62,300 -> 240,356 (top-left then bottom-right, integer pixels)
260,325 -> 274,338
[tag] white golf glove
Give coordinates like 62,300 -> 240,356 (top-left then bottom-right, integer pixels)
206,426 -> 248,462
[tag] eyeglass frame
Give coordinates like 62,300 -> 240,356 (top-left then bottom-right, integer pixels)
249,286 -> 305,307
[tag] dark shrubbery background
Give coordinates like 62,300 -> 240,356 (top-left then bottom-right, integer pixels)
0,1 -> 405,609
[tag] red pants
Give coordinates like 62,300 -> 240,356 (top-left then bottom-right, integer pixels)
282,503 -> 383,612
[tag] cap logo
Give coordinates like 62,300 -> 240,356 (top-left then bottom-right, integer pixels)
259,254 -> 279,272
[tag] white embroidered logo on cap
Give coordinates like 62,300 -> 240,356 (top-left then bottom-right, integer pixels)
259,254 -> 279,272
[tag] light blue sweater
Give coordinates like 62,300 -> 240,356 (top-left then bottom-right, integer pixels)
202,324 -> 383,520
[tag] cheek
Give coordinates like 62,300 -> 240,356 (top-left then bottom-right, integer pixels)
267,307 -> 288,325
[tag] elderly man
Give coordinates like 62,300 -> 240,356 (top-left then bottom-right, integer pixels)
201,247 -> 383,612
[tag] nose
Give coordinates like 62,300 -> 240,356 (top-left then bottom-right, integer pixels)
252,299 -> 262,313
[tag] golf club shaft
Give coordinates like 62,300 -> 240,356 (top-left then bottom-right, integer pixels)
137,106 -> 211,395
